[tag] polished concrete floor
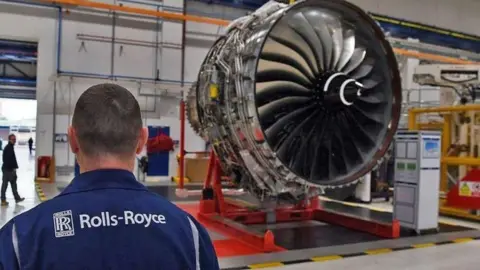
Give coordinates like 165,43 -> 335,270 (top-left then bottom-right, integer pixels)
273,239 -> 479,269
2,152 -> 480,269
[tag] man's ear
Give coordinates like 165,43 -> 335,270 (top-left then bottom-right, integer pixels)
136,127 -> 148,155
68,126 -> 79,154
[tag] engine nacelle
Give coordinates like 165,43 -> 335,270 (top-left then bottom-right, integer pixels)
187,0 -> 401,202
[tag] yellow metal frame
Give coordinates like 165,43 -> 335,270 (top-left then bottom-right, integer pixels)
408,104 -> 480,220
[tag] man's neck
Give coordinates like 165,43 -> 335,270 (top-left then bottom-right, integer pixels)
79,157 -> 134,174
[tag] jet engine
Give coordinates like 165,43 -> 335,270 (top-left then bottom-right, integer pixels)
187,0 -> 402,202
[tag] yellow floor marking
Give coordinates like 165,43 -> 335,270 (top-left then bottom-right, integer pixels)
248,262 -> 284,268
412,243 -> 435,249
340,201 -> 359,207
365,248 -> 393,255
453,238 -> 473,243
35,184 -> 48,201
368,206 -> 388,212
310,255 -> 343,262
439,221 -> 458,226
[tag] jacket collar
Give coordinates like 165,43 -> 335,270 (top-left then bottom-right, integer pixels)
60,169 -> 147,195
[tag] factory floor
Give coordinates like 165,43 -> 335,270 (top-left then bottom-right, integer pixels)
2,160 -> 480,269
270,240 -> 479,270
265,197 -> 480,270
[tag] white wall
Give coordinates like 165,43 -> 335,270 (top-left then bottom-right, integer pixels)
350,0 -> 480,36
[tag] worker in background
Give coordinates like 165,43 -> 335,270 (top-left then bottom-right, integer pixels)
28,137 -> 33,155
0,83 -> 219,270
1,134 -> 24,206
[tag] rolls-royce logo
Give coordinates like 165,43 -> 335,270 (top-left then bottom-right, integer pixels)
53,210 -> 75,238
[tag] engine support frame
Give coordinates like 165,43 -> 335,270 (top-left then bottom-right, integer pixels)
197,151 -> 401,253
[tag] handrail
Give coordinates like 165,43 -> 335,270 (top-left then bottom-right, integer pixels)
40,0 -> 479,65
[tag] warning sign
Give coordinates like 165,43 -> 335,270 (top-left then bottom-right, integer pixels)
459,181 -> 480,197
459,183 -> 471,196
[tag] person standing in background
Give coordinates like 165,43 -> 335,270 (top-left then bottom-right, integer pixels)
28,137 -> 33,155
1,134 -> 25,206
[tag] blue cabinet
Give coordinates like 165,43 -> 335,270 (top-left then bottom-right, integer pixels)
147,126 -> 170,176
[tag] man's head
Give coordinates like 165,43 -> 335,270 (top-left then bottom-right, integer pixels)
69,83 -> 148,171
8,134 -> 16,145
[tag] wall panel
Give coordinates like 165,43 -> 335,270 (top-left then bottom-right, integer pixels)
60,20 -> 113,74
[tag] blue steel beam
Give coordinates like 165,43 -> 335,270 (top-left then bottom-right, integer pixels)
370,13 -> 480,53
189,0 -> 268,10
0,77 -> 37,87
0,55 -> 37,63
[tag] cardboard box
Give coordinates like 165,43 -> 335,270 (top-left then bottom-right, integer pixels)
185,157 -> 209,182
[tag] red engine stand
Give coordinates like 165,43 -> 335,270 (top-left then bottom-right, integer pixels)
198,151 -> 399,253
446,168 -> 480,209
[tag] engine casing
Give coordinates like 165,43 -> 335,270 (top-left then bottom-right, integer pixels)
188,0 -> 402,202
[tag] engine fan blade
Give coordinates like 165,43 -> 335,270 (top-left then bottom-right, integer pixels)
291,111 -> 327,176
351,105 -> 385,125
329,26 -> 344,70
358,91 -> 385,104
308,117 -> 331,181
258,96 -> 311,128
337,111 -> 365,164
336,29 -> 355,71
303,9 -> 338,70
288,11 -> 325,71
275,110 -> 320,166
331,120 -> 349,170
270,22 -> 319,75
342,47 -> 366,74
257,59 -> 313,88
351,58 -> 375,80
344,109 -> 377,147
262,38 -> 316,80
264,104 -> 316,149
360,75 -> 382,89
256,81 -> 312,107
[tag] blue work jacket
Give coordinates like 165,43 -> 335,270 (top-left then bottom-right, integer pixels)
0,169 -> 219,270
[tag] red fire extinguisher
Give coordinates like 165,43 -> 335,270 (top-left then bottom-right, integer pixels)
38,157 -> 50,178
40,160 -> 47,177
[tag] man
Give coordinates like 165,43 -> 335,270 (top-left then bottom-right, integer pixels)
0,84 -> 219,269
1,134 -> 24,206
28,137 -> 33,155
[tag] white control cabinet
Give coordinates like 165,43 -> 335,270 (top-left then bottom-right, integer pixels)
393,131 -> 441,234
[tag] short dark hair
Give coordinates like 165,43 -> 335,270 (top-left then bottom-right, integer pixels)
8,134 -> 15,140
72,83 -> 143,158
